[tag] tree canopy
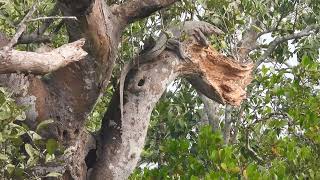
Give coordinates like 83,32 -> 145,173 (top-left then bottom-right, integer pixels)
0,0 -> 319,179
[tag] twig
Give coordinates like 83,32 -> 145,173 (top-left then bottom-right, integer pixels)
17,3 -> 62,45
18,19 -> 65,44
246,131 -> 264,163
36,3 -> 59,35
3,2 -> 39,50
27,16 -> 78,22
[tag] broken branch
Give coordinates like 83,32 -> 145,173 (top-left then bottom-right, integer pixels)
0,39 -> 87,74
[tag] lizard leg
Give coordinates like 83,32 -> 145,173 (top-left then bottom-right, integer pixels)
193,29 -> 210,47
166,39 -> 190,62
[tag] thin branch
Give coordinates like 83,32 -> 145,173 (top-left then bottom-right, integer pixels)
37,3 -> 60,35
27,16 -> 78,22
19,19 -> 65,45
18,34 -> 51,44
3,2 -> 39,50
246,134 -> 264,163
237,9 -> 289,63
255,24 -> 320,68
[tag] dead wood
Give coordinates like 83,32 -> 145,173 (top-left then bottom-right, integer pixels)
0,39 -> 87,74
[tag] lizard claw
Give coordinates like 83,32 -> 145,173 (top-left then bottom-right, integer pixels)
182,21 -> 224,47
184,21 -> 224,36
166,39 -> 188,60
194,29 -> 210,47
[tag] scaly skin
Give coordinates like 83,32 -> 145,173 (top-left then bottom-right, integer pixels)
119,21 -> 224,121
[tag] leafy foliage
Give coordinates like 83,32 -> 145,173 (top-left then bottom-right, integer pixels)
131,59 -> 320,178
0,88 -> 63,179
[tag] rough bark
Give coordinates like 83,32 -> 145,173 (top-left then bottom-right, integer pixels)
92,51 -> 181,180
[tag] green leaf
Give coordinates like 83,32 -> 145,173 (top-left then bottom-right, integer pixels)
221,163 -> 228,171
25,143 -> 35,158
46,139 -> 58,155
45,172 -> 62,177
5,164 -> 15,175
0,153 -> 8,161
261,65 -> 269,76
36,119 -> 54,132
190,175 -> 199,180
252,25 -> 263,32
25,143 -> 40,167
301,55 -> 311,67
45,153 -> 55,163
28,131 -> 42,141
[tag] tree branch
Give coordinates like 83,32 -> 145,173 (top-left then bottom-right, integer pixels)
199,93 -> 221,132
27,16 -> 77,22
18,34 -> 52,44
236,20 -> 271,63
256,24 -> 320,67
223,105 -> 233,144
111,0 -> 179,26
0,39 -> 87,74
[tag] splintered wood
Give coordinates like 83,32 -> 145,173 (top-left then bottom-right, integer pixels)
186,44 -> 254,106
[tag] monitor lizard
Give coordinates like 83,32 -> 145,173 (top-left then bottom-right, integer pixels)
119,21 -> 224,121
